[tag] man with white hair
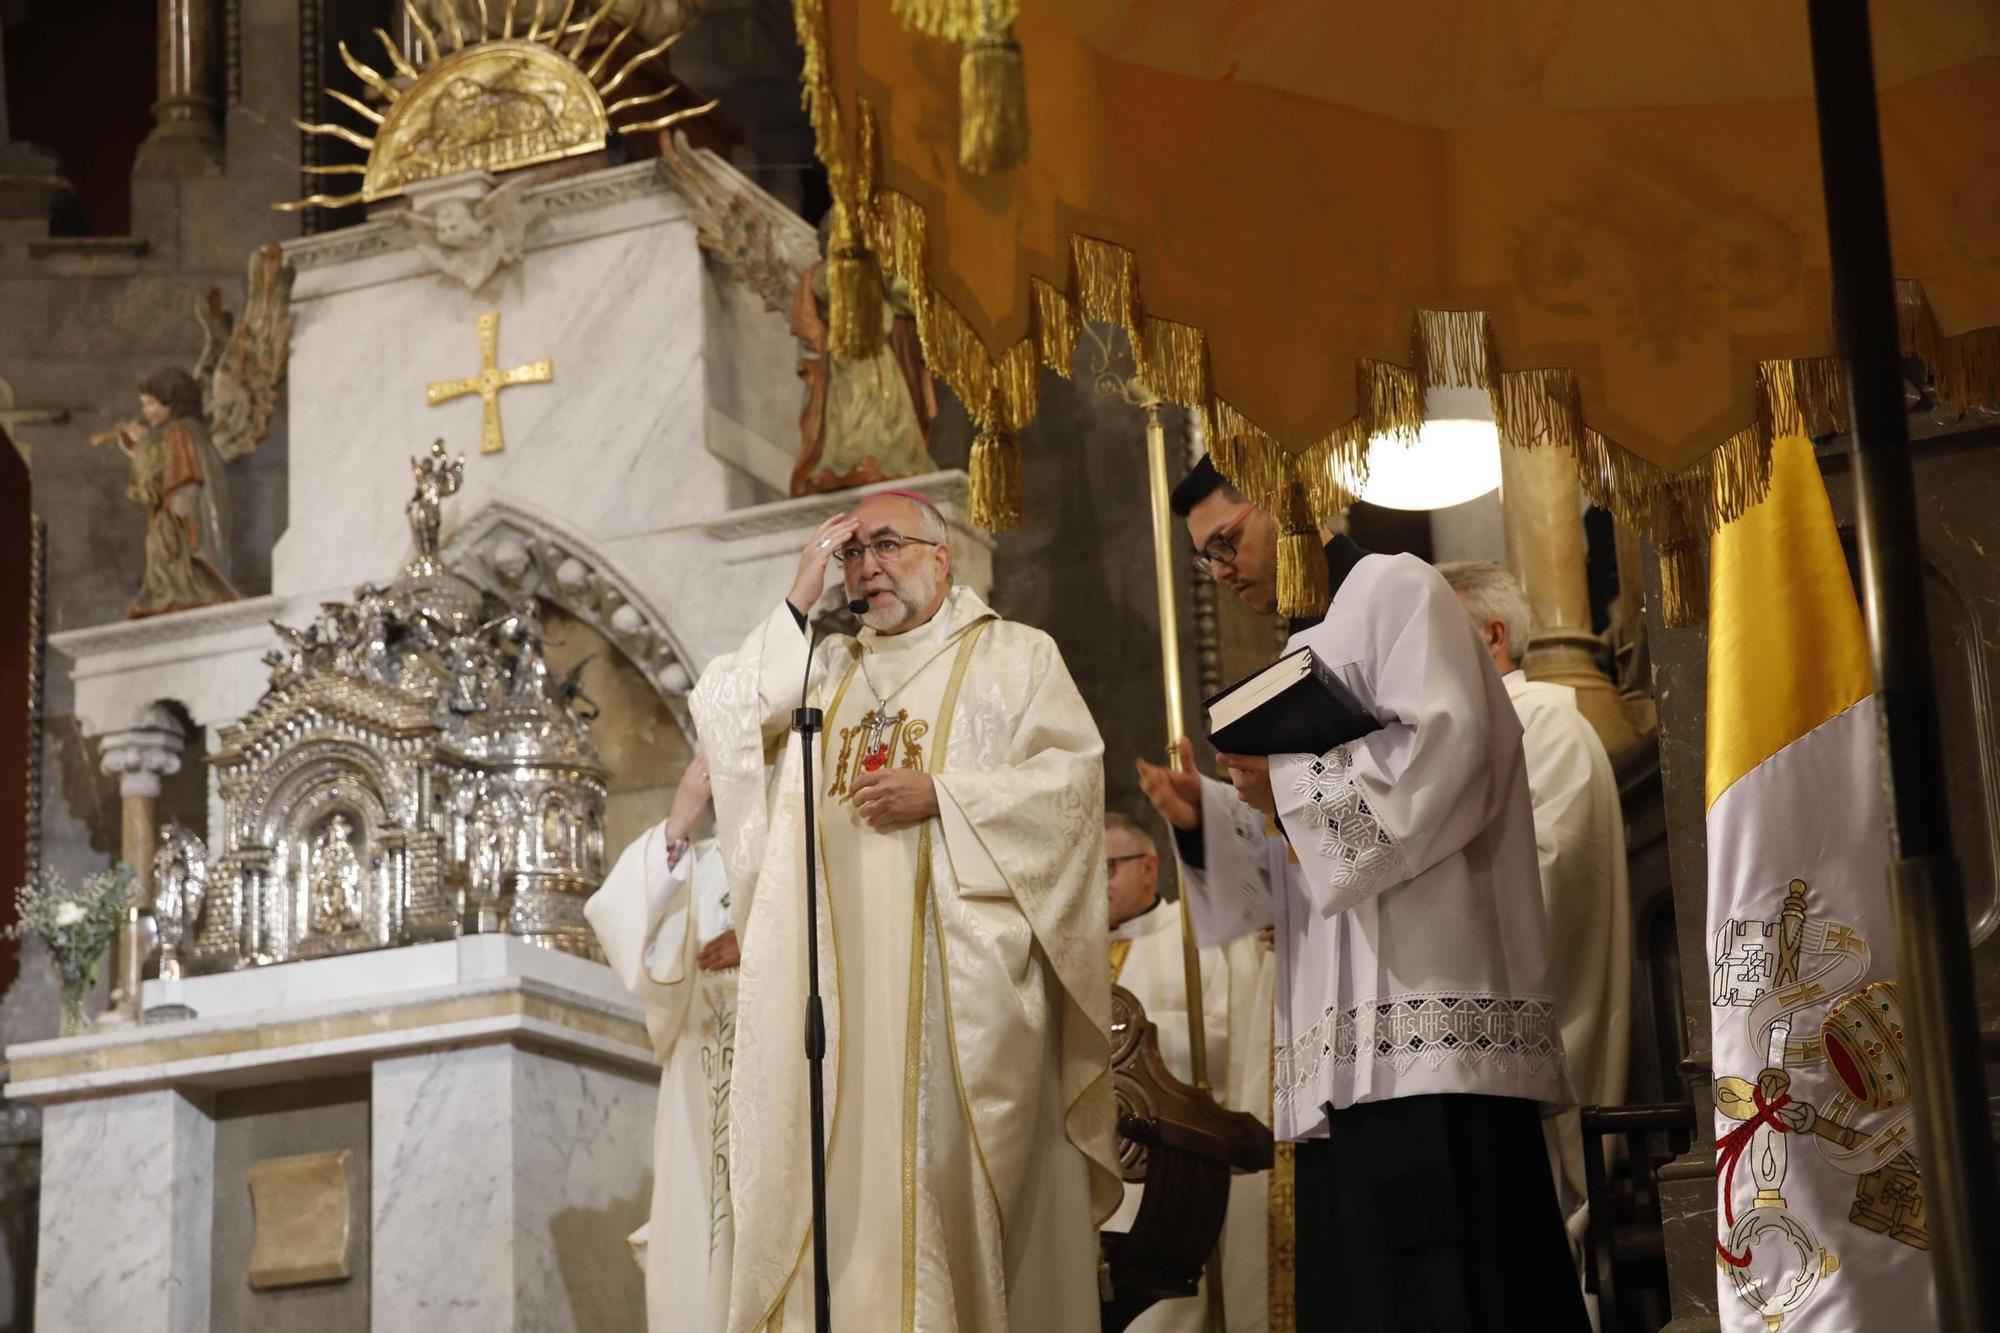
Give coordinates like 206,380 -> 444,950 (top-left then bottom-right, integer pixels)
690,488 -> 1119,1332
1437,560 -> 1632,1263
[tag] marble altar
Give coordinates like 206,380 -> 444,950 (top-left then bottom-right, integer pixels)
6,935 -> 656,1331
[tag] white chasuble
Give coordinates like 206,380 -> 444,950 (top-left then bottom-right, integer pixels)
690,586 -> 1120,1333
1180,554 -> 1571,1143
585,830 -> 738,1333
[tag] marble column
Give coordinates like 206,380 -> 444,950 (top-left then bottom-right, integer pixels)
1499,444 -> 1643,752
99,706 -> 185,1024
134,0 -> 223,174
35,1089 -> 214,1332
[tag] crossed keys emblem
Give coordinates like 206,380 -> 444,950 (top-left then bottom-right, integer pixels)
1710,879 -> 1925,1330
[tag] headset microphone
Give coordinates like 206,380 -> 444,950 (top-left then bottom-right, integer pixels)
847,598 -> 869,615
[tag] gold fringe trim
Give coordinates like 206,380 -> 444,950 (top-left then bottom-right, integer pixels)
1360,359 -> 1423,443
1416,309 -> 1494,390
793,0 -> 886,359
1294,422 -> 1368,521
959,29 -> 1026,174
1275,484 -> 1329,620
1142,318 -> 1209,411
969,431 -> 1024,530
1659,538 -> 1705,629
851,115 -> 1999,554
1205,401 -> 1295,515
1032,277 -> 1077,374
1497,368 -> 1583,455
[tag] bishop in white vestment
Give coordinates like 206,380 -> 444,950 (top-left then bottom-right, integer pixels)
585,757 -> 739,1333
1143,459 -> 1585,1331
1441,560 -> 1632,1251
690,491 -> 1120,1333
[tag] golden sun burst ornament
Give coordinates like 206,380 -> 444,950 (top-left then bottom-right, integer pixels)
281,0 -> 717,212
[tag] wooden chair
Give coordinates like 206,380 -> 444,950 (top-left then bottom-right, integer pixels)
1100,985 -> 1273,1333
1579,1102 -> 1696,1333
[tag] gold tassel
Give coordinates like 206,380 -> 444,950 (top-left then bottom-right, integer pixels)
1274,484 -> 1329,621
1658,538 -> 1705,629
826,200 -> 885,360
969,430 -> 1023,531
959,27 -> 1027,174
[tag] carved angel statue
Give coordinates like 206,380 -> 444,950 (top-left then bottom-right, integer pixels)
154,823 -> 209,980
396,173 -> 544,293
105,243 -> 294,619
408,439 -> 466,563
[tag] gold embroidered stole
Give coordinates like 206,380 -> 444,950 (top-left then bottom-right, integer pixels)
791,617 -> 994,1333
1108,938 -> 1134,987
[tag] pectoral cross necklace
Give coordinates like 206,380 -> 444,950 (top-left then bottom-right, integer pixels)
855,634 -> 960,771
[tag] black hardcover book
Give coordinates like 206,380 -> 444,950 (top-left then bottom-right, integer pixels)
1202,646 -> 1380,756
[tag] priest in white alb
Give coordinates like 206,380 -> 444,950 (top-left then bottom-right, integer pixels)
584,754 -> 739,1333
1140,459 -> 1586,1331
1439,560 -> 1632,1262
689,489 -> 1120,1332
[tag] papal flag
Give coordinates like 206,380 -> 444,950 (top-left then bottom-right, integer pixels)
1704,432 -> 1936,1330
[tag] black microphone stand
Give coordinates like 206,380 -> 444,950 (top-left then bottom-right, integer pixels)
792,593 -> 861,1333
792,697 -> 833,1333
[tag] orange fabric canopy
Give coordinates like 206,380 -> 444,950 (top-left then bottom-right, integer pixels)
806,1 -> 1999,602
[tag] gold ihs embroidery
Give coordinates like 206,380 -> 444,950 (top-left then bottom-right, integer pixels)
831,709 -> 930,799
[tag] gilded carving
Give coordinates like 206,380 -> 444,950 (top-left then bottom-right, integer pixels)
284,0 -> 716,213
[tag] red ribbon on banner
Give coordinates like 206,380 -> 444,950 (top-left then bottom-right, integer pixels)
1714,1087 -> 1794,1267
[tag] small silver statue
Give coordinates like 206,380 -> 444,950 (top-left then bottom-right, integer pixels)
407,439 -> 465,568
153,823 -> 209,982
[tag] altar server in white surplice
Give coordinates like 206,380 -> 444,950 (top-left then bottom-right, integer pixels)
1440,561 -> 1632,1255
584,755 -> 739,1333
1139,458 -> 1585,1332
689,489 -> 1119,1333
1102,810 -> 1270,1333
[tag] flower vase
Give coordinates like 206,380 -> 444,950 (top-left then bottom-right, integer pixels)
57,964 -> 94,1040
57,969 -> 92,1038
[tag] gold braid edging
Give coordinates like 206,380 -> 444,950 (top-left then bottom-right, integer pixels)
789,1 -> 1998,620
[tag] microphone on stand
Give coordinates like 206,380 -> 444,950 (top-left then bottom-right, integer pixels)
791,585 -> 866,1333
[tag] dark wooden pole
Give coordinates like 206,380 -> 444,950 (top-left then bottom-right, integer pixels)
1803,4 -> 2000,1329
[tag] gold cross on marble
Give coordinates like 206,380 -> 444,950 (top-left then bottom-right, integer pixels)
425,311 -> 553,455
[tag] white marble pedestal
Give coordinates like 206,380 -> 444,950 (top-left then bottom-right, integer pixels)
4,937 -> 658,1331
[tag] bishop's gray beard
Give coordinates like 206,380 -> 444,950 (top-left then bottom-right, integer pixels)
859,566 -> 940,633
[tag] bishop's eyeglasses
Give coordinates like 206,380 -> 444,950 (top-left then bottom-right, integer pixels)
833,532 -> 941,565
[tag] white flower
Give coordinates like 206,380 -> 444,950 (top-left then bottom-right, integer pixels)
53,902 -> 87,928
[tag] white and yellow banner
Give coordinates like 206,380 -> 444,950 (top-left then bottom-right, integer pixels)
1704,433 -> 1936,1330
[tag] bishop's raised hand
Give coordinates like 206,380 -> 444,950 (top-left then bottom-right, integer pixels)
789,512 -> 862,616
